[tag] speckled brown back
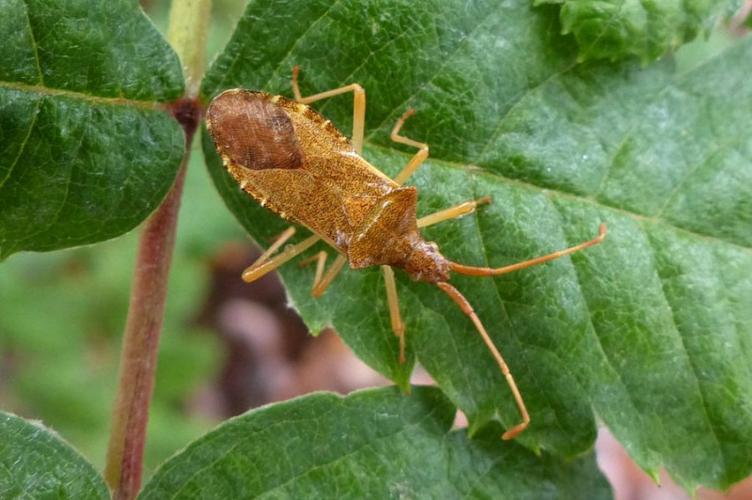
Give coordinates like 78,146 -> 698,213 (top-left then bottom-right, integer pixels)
207,89 -> 399,249
206,89 -> 450,282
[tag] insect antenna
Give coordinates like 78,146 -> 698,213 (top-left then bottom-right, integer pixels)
449,223 -> 606,277
436,282 -> 529,440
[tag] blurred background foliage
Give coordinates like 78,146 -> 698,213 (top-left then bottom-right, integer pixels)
0,0 -> 749,492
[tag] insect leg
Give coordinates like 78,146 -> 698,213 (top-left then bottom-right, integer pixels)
382,265 -> 406,363
417,196 -> 492,228
255,226 -> 297,265
311,254 -> 347,298
391,109 -> 429,185
298,251 -> 348,298
437,282 -> 530,440
450,224 -> 607,277
242,233 -> 320,283
299,250 -> 328,291
291,66 -> 366,154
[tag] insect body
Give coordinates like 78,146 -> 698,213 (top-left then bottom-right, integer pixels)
206,67 -> 606,440
207,89 -> 446,282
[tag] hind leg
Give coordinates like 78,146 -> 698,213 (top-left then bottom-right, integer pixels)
437,282 -> 530,440
382,265 -> 406,364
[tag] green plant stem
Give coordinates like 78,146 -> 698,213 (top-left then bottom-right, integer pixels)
104,1 -> 210,498
167,0 -> 211,97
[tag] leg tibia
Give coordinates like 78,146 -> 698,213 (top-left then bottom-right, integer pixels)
382,265 -> 406,364
312,254 -> 347,298
436,282 -> 530,440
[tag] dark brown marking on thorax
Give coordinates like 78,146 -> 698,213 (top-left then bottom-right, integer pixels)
207,90 -> 303,170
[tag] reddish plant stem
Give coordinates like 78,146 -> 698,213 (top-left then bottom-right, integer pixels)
105,101 -> 198,498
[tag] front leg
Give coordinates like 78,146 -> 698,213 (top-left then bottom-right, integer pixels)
241,227 -> 320,283
291,66 -> 366,154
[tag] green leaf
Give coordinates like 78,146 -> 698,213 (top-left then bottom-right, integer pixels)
201,0 -> 752,492
0,0 -> 185,259
537,0 -> 742,62
140,386 -> 610,498
0,411 -> 108,499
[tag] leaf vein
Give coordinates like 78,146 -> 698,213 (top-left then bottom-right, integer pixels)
580,0 -> 627,59
14,105 -> 90,248
0,96 -> 41,190
642,225 -> 727,474
224,405 -> 441,499
654,138 -> 744,218
365,11 -> 501,139
259,0 -> 348,93
317,18 -> 419,117
473,63 -> 577,164
21,0 -> 44,85
163,413 -> 331,499
459,453 -> 506,499
409,286 -> 477,406
548,200 -> 655,444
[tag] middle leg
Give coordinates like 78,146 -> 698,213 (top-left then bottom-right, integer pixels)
390,108 -> 429,185
299,250 -> 348,298
386,111 -> 494,365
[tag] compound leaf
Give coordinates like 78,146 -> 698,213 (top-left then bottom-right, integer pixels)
140,386 -> 610,499
0,411 -> 108,499
201,0 -> 752,492
0,0 -> 185,259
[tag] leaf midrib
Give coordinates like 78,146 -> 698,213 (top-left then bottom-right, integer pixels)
0,80 -> 164,109
363,141 -> 752,254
